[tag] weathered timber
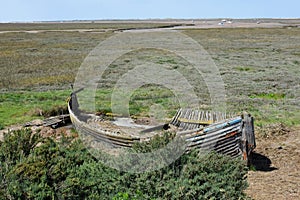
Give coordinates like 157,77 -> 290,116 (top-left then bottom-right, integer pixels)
68,91 -> 255,163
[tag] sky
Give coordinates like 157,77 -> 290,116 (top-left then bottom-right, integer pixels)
0,0 -> 299,22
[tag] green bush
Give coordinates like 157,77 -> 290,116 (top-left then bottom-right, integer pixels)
0,129 -> 249,199
42,105 -> 69,117
132,131 -> 176,153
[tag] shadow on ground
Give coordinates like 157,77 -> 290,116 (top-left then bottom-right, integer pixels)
250,152 -> 278,171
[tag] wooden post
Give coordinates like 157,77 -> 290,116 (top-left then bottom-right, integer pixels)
241,113 -> 256,165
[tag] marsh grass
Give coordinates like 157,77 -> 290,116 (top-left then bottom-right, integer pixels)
0,25 -> 299,128
0,90 -> 71,126
0,87 -> 179,126
183,28 -> 300,127
0,31 -> 112,90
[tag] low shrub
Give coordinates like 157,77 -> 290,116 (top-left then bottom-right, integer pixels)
0,129 -> 249,199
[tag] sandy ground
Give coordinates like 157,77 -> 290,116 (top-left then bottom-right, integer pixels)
125,20 -> 297,32
246,126 -> 300,200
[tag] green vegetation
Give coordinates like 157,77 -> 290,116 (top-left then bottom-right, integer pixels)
249,93 -> 286,100
292,60 -> 299,65
184,28 -> 300,127
0,129 -> 249,199
132,132 -> 176,153
128,85 -> 179,118
0,24 -> 299,128
235,66 -> 253,72
0,90 -> 70,126
0,87 -> 178,127
94,85 -> 179,118
0,31 -> 111,90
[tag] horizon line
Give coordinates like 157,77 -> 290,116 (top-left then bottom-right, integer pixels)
1,17 -> 300,23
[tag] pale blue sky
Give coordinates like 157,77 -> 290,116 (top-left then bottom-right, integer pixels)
0,0 -> 299,22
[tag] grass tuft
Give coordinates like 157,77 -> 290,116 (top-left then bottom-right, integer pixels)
249,93 -> 286,100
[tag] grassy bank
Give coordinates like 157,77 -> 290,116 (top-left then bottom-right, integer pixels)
0,90 -> 70,127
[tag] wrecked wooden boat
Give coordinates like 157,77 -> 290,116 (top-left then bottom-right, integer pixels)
68,90 -> 256,163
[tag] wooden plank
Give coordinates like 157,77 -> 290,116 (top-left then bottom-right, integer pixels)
43,114 -> 71,128
177,118 -> 213,125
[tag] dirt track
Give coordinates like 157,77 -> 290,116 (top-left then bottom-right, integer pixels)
246,126 -> 300,200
